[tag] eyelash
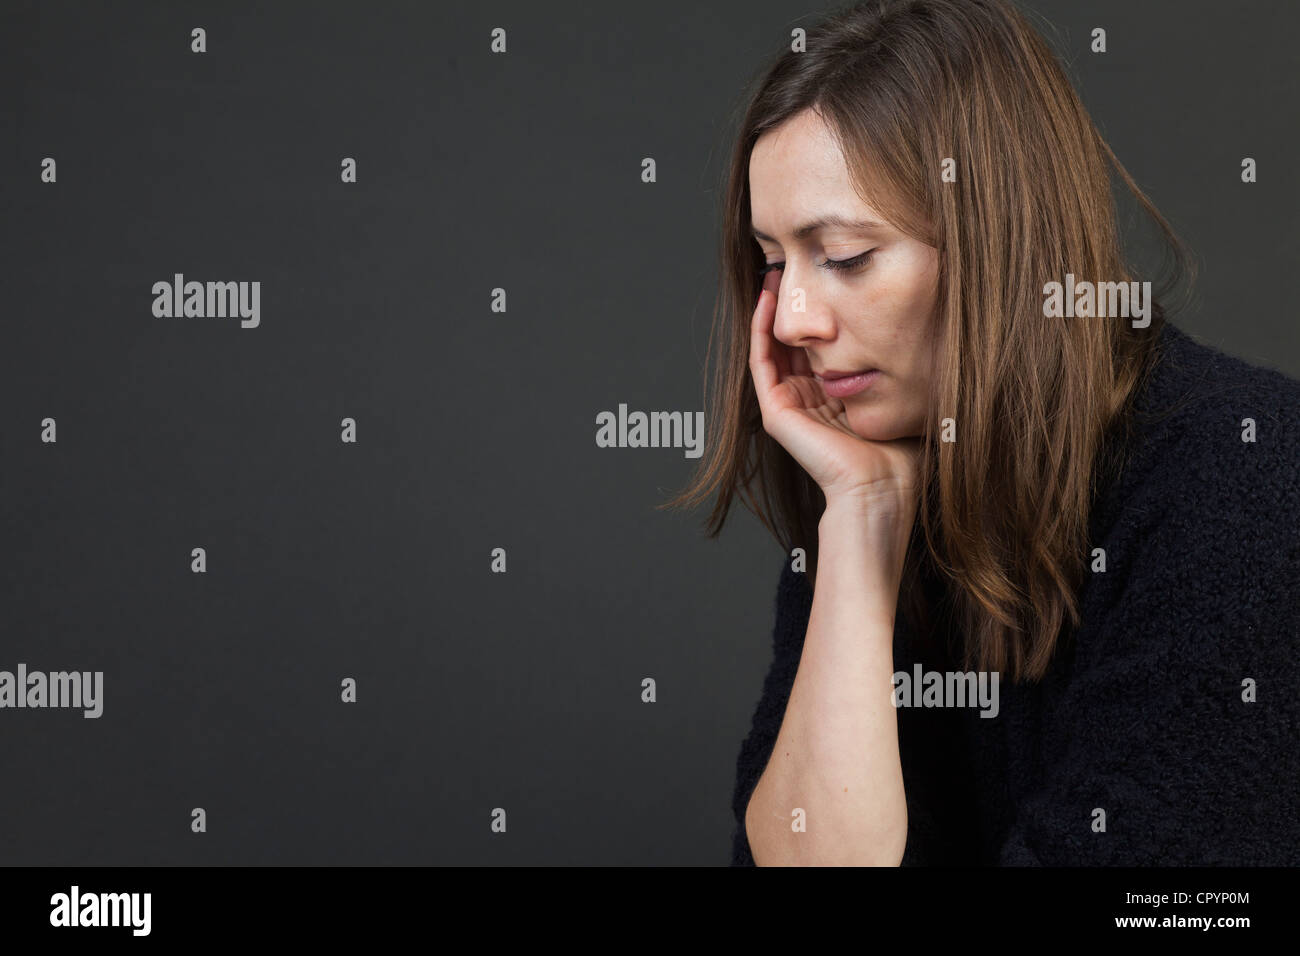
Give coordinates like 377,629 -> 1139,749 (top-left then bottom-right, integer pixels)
760,249 -> 876,277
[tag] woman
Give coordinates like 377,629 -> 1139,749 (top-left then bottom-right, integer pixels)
668,0 -> 1300,865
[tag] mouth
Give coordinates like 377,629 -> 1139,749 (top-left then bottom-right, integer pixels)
814,368 -> 880,399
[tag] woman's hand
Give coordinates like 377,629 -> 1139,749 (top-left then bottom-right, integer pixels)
748,268 -> 922,512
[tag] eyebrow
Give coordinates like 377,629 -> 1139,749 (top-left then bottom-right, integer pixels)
750,214 -> 887,243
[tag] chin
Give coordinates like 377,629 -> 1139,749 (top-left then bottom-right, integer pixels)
847,409 -> 919,443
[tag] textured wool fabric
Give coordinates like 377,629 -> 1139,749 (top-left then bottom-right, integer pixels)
730,321 -> 1300,865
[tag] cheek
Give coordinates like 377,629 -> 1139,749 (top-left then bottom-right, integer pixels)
893,256 -> 938,314
855,260 -> 930,327
849,283 -> 919,354
883,264 -> 939,352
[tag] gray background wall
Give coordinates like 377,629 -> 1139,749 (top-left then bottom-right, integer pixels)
0,0 -> 1294,864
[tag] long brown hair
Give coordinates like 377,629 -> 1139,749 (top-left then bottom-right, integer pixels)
663,0 -> 1195,683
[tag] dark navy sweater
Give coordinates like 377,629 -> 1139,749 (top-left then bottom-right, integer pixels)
731,322 -> 1300,865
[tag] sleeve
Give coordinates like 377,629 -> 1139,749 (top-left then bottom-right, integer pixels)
729,560 -> 811,866
995,395 -> 1300,865
895,702 -> 973,865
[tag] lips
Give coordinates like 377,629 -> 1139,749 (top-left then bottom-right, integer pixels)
815,368 -> 872,381
814,368 -> 880,399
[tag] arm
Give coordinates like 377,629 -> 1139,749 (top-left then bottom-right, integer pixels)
744,491 -> 916,865
739,265 -> 924,865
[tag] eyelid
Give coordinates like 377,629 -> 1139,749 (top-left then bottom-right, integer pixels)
760,248 -> 877,275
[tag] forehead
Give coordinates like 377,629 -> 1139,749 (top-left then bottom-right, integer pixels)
750,109 -> 844,175
749,111 -> 863,230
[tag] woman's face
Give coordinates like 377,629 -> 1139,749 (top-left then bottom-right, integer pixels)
748,108 -> 941,441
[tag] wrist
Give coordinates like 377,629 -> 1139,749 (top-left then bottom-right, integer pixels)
822,484 -> 918,528
819,492 -> 917,584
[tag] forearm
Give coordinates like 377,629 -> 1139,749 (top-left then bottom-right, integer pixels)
746,497 -> 913,865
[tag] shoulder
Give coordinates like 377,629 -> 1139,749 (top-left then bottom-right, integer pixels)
1097,323 -> 1300,546
1073,321 -> 1300,666
1127,323 -> 1300,485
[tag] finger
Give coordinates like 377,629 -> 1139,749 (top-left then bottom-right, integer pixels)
754,267 -> 790,382
748,274 -> 783,398
758,268 -> 792,381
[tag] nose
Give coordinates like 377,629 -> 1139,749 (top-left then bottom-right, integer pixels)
770,264 -> 836,348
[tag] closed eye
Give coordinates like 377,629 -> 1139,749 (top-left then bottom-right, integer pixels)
760,249 -> 877,277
